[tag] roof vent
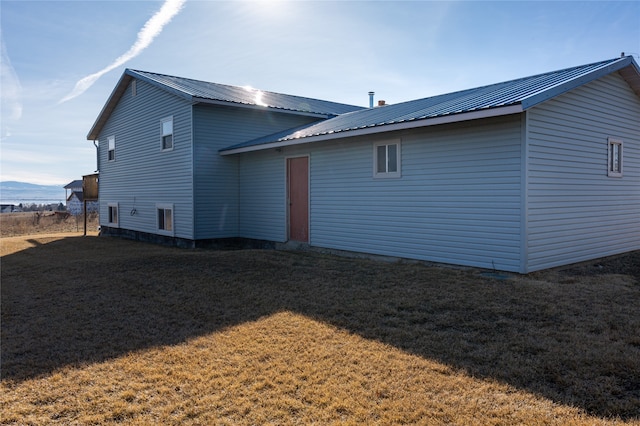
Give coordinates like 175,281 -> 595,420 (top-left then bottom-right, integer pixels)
368,91 -> 375,108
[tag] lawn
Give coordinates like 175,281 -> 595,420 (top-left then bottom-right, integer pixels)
1,234 -> 639,425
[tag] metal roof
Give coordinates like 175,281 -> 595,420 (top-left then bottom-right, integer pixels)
87,69 -> 364,140
64,180 -> 83,189
129,70 -> 364,116
68,190 -> 84,202
221,56 -> 640,154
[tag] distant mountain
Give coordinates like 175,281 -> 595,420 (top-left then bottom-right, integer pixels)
0,181 -> 67,204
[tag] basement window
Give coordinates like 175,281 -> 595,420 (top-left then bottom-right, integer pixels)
607,138 -> 623,178
161,117 -> 173,151
373,139 -> 401,178
157,203 -> 174,235
108,203 -> 119,226
107,136 -> 115,161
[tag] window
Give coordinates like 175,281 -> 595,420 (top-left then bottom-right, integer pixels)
108,203 -> 119,226
108,136 -> 115,161
161,117 -> 173,151
157,204 -> 174,234
608,138 -> 623,177
373,140 -> 401,178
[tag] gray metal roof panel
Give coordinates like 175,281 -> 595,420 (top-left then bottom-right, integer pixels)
127,69 -> 364,116
64,180 -> 83,189
221,56 -> 639,152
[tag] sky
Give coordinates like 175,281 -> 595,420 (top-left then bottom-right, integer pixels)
1,0 -> 639,186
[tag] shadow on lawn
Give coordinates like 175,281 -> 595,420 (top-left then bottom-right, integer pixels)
2,236 -> 639,420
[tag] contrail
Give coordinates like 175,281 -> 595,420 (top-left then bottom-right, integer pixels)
1,37 -> 22,122
60,0 -> 186,104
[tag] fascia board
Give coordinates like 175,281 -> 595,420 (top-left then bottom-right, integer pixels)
521,56 -> 634,110
220,104 -> 523,156
127,70 -> 194,102
86,72 -> 133,140
618,57 -> 640,98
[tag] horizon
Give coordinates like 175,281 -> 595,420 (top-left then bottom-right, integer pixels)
0,180 -> 69,206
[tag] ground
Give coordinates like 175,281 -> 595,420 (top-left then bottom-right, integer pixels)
1,219 -> 638,425
554,252 -> 640,281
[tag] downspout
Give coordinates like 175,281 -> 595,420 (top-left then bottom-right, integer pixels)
93,140 -> 100,172
92,139 -> 101,236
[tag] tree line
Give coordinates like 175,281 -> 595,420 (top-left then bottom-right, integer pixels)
14,203 -> 66,212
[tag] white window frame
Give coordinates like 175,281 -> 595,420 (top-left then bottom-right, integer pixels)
107,203 -> 119,226
161,116 -> 174,151
107,135 -> 115,162
373,139 -> 401,179
607,137 -> 623,178
156,203 -> 174,235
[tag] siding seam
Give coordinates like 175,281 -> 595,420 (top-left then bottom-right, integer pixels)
190,104 -> 196,239
521,111 -> 529,273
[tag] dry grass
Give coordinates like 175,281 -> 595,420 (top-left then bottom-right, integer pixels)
0,212 -> 99,237
1,232 -> 639,425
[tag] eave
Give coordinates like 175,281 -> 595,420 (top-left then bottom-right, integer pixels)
521,56 -> 640,109
220,104 -> 523,155
86,73 -> 133,140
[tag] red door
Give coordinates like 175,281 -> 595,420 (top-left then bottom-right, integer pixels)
287,157 -> 309,242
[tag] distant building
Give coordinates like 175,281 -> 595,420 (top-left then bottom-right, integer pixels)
0,204 -> 21,213
64,180 -> 98,215
64,180 -> 83,194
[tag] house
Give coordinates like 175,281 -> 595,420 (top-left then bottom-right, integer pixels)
87,56 -> 640,273
66,191 -> 98,216
64,179 -> 98,215
1,204 -> 20,213
64,180 -> 83,194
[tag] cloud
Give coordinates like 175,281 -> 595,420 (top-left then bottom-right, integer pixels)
59,0 -> 186,104
0,36 -> 23,122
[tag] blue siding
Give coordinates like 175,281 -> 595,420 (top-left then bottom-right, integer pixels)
310,116 -> 523,271
97,79 -> 194,238
238,115 -> 524,271
192,105 -> 319,239
238,152 -> 287,241
526,72 -> 640,271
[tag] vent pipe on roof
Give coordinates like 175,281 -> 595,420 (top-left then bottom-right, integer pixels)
368,91 -> 374,108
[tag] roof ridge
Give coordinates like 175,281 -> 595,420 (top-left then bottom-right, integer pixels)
386,57 -> 625,108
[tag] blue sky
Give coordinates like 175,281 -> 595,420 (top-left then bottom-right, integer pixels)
1,0 -> 638,185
